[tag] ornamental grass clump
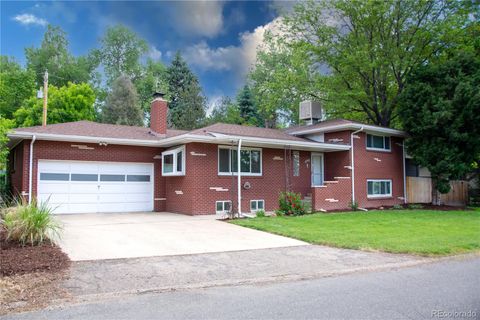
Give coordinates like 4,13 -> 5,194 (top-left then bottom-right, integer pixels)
1,199 -> 62,246
278,192 -> 307,216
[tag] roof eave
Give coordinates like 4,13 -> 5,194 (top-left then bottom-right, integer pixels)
8,131 -> 351,152
289,124 -> 406,137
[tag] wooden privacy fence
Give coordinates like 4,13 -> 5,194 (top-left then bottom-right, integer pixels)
407,177 -> 432,204
406,177 -> 468,206
440,180 -> 469,206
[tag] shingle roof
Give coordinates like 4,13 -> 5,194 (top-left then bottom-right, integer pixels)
189,123 -> 311,142
13,121 -> 187,140
284,119 -> 357,133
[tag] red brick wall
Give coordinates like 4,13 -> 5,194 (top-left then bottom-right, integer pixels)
165,143 -> 312,215
353,132 -> 405,208
20,140 -> 166,211
9,141 -> 26,195
312,130 -> 405,211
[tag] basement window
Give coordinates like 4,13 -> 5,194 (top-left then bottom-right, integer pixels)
216,201 -> 232,214
367,179 -> 392,198
162,145 -> 185,176
366,134 -> 391,151
250,200 -> 265,212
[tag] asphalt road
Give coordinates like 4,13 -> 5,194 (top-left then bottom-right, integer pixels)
6,257 -> 480,320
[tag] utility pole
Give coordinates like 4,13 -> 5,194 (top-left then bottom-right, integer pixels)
42,70 -> 48,126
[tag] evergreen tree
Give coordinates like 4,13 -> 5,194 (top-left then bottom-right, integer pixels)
398,52 -> 480,197
237,85 -> 262,126
166,52 -> 205,129
207,97 -> 242,125
101,75 -> 143,126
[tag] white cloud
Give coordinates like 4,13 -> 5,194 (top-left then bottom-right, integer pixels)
148,46 -> 162,60
184,18 -> 282,81
172,1 -> 224,38
12,13 -> 48,27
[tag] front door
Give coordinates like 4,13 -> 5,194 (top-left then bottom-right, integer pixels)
311,153 -> 324,186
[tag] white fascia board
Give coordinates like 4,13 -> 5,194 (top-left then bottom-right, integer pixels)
289,124 -> 406,137
8,132 -> 162,147
161,133 -> 351,152
8,131 -> 351,152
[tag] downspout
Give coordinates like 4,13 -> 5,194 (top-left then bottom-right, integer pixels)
28,135 -> 36,204
350,127 -> 364,205
237,138 -> 242,217
402,140 -> 407,204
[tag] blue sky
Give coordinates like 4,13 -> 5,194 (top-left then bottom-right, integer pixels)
1,1 -> 286,109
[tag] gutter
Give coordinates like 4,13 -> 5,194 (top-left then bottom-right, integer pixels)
28,135 -> 36,204
8,131 -> 351,152
351,127 -> 364,205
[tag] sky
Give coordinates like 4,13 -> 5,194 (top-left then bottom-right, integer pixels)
1,1 -> 288,110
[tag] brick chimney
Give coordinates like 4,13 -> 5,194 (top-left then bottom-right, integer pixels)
150,92 -> 167,135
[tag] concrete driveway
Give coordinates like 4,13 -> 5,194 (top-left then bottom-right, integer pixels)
57,212 -> 307,261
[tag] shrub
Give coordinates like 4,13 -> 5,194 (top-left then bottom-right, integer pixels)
255,210 -> 266,218
392,204 -> 404,210
407,203 -> 424,210
349,200 -> 359,211
1,199 -> 62,246
278,192 -> 307,216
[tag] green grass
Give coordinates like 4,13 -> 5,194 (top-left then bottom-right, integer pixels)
231,209 -> 480,256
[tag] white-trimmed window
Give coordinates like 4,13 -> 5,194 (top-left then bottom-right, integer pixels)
218,146 -> 262,176
216,201 -> 232,214
162,145 -> 185,176
367,179 -> 392,198
250,200 -> 265,212
366,134 -> 391,151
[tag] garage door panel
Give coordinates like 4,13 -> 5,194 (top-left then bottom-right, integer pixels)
69,203 -> 98,213
38,160 -> 153,214
69,184 -> 99,193
69,162 -> 98,172
38,161 -> 70,172
125,193 -> 152,202
69,193 -> 97,203
39,183 -> 70,193
98,184 -> 129,193
38,193 -> 69,203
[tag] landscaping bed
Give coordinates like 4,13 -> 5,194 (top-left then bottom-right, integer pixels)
232,209 -> 480,256
1,230 -> 70,276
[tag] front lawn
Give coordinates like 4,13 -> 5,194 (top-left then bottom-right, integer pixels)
231,209 -> 480,256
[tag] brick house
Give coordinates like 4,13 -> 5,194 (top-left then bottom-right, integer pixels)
7,93 -> 406,215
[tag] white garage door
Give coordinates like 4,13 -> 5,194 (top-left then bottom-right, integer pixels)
38,160 -> 154,214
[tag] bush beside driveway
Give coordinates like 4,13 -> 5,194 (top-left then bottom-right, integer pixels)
232,209 -> 480,256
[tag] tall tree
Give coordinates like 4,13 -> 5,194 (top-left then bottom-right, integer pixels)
14,82 -> 96,127
236,85 -> 262,126
250,32 -> 324,127
101,75 -> 143,126
97,25 -> 148,85
0,117 -> 14,170
25,25 -> 99,87
206,97 -> 242,125
0,56 -> 36,119
398,52 -> 480,198
166,52 -> 206,129
135,59 -> 169,122
270,0 -> 470,127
